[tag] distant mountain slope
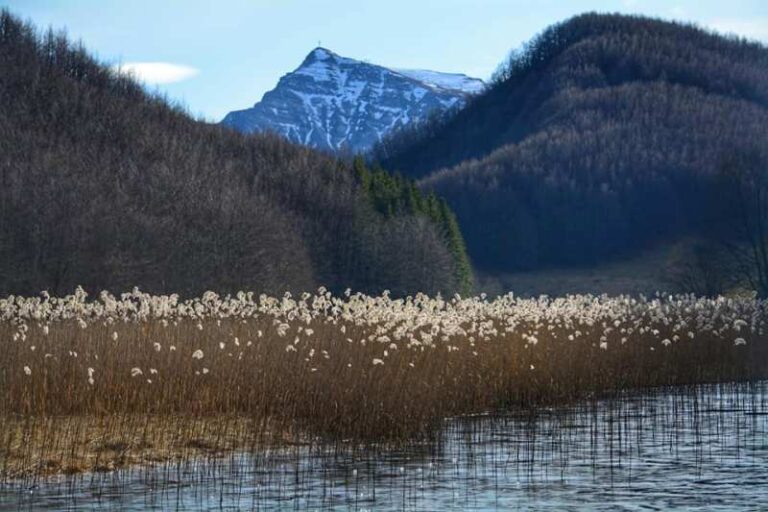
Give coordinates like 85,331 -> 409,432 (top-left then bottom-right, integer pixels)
221,48 -> 483,153
394,68 -> 485,94
0,11 -> 467,296
376,13 -> 768,272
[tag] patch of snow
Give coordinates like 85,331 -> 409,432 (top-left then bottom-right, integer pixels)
438,97 -> 461,109
412,87 -> 428,102
394,68 -> 485,94
312,48 -> 331,61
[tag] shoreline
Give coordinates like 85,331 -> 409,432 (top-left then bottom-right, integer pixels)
4,379 -> 767,481
0,415 -> 295,481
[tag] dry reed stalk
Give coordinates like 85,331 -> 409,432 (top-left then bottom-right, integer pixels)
1,289 -> 766,477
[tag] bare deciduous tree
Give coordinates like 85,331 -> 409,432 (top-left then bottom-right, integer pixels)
717,151 -> 768,298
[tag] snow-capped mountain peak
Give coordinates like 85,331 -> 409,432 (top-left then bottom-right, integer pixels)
308,46 -> 332,61
221,48 -> 484,153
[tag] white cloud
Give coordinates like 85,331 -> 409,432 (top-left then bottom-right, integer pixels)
113,62 -> 199,85
707,18 -> 768,43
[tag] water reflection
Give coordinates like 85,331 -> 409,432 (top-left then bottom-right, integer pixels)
2,382 -> 767,511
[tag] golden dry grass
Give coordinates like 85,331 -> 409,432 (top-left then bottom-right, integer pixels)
0,415 -> 286,478
2,289 -> 766,477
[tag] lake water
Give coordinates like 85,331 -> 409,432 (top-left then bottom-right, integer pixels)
2,382 -> 767,511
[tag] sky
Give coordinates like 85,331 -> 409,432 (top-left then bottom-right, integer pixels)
2,0 -> 766,122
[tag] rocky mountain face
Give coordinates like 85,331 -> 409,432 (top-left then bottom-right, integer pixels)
221,48 -> 484,153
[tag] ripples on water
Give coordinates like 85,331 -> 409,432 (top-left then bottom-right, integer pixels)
2,382 -> 767,511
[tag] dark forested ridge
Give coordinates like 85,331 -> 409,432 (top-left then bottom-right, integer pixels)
0,11 -> 470,297
375,13 -> 768,273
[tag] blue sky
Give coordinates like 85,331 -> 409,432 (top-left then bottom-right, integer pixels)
2,0 -> 766,121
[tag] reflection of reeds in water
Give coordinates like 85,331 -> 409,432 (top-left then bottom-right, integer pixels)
3,382 -> 767,510
1,288 -> 767,486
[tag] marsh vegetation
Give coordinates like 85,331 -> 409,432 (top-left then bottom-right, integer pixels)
3,381 -> 767,510
1,287 -> 766,483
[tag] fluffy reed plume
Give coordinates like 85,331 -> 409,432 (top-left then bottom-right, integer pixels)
1,287 -> 766,477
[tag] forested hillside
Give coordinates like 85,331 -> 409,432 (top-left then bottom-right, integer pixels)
375,13 -> 768,272
0,11 -> 470,296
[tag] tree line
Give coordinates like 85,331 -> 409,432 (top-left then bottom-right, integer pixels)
353,157 -> 472,294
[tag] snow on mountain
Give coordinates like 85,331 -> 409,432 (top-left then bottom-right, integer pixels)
393,68 -> 485,95
221,48 -> 484,153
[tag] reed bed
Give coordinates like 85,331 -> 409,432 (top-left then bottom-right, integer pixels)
1,287 -> 766,478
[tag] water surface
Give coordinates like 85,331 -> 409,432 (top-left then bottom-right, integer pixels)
2,382 -> 767,511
